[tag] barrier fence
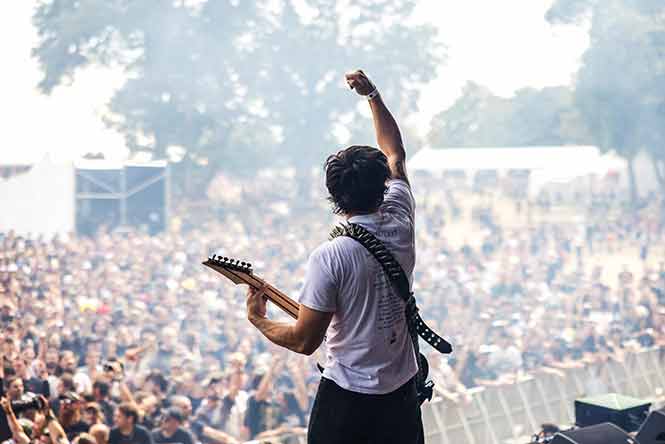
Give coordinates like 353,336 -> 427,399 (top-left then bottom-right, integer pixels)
422,347 -> 665,444
250,348 -> 665,444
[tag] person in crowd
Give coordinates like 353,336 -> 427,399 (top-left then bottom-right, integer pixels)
89,424 -> 110,444
73,350 -> 102,396
82,403 -> 105,427
166,397 -> 191,427
109,403 -> 153,444
244,363 -> 285,440
58,392 -> 88,440
91,381 -> 115,426
1,396 -> 31,444
12,356 -> 50,397
151,407 -> 193,444
4,376 -> 25,401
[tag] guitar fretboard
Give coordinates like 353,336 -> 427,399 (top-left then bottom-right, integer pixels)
203,259 -> 300,319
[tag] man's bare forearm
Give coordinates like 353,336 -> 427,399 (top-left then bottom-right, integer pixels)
368,95 -> 405,161
345,70 -> 407,179
367,95 -> 408,182
249,316 -> 310,355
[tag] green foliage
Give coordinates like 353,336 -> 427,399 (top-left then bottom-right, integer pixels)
32,0 -> 442,195
546,0 -> 665,156
428,82 -> 591,147
546,0 -> 665,196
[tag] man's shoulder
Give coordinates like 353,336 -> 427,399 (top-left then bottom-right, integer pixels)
108,427 -> 122,442
175,429 -> 194,443
382,179 -> 415,217
311,236 -> 363,260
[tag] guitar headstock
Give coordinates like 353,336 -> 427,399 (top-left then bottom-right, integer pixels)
203,255 -> 254,285
208,255 -> 252,273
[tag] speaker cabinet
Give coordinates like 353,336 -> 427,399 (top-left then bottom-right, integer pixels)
575,393 -> 651,432
636,409 -> 665,444
550,422 -> 637,444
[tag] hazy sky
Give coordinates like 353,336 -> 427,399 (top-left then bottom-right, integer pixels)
0,0 -> 588,163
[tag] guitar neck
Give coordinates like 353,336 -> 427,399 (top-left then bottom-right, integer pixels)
255,280 -> 300,320
203,260 -> 299,319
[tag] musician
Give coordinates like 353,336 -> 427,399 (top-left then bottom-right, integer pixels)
246,69 -> 422,444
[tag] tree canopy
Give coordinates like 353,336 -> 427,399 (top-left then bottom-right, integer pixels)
546,0 -> 665,193
428,82 -> 591,147
33,0 -> 442,194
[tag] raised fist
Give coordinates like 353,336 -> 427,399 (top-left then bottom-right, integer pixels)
345,70 -> 376,96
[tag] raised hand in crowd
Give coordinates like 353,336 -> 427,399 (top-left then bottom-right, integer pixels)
1,396 -> 30,444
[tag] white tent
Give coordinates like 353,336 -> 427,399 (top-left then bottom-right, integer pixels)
407,146 -> 630,196
408,146 -> 602,172
0,155 -> 75,236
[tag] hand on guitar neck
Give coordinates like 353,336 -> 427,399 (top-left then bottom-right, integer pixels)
246,284 -> 269,320
203,255 -> 300,319
203,255 -> 332,356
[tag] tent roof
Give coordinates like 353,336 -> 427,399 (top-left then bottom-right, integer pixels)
408,146 -> 601,172
74,158 -> 167,170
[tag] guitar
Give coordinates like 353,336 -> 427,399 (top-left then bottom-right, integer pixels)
203,255 -> 433,405
202,255 -> 299,319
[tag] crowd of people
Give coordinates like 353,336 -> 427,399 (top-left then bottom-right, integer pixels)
1,168 -> 665,443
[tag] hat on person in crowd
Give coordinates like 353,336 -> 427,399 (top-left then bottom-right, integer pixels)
60,391 -> 82,403
164,407 -> 185,423
146,370 -> 169,394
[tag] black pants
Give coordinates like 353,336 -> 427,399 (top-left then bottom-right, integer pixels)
307,376 -> 424,444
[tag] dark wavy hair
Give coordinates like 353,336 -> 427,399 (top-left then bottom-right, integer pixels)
324,145 -> 390,215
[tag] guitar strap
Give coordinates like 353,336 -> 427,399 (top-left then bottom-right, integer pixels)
329,223 -> 452,404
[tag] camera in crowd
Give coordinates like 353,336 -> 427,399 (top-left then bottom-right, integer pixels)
103,360 -> 124,380
0,393 -> 48,442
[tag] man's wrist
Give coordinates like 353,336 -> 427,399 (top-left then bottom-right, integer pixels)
248,313 -> 266,329
366,89 -> 380,101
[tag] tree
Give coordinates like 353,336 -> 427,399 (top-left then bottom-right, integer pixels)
428,82 -> 591,147
546,0 -> 665,198
32,0 -> 442,197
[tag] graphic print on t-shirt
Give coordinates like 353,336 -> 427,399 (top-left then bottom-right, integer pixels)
371,251 -> 404,346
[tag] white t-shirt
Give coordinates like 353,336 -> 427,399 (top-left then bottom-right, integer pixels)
298,179 -> 418,394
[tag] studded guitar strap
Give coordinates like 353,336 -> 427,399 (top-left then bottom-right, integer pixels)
329,223 -> 452,404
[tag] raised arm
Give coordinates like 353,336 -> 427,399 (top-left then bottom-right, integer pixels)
345,69 -> 408,183
1,397 -> 30,444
